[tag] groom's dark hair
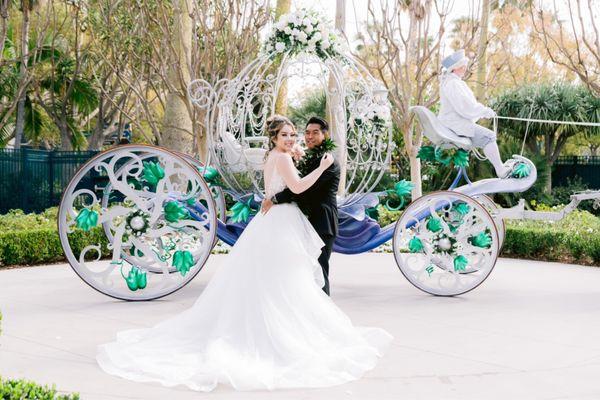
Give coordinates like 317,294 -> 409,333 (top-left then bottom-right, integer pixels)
306,116 -> 329,133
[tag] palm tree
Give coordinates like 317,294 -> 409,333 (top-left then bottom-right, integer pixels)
492,83 -> 598,192
0,29 -> 60,148
36,52 -> 98,150
13,0 -> 37,149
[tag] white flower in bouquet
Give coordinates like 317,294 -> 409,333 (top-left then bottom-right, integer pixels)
279,14 -> 288,25
297,9 -> 306,20
297,31 -> 308,43
291,28 -> 300,37
276,20 -> 287,31
305,23 -> 314,33
284,26 -> 292,35
312,31 -> 322,42
275,42 -> 285,53
302,17 -> 312,26
321,39 -> 331,49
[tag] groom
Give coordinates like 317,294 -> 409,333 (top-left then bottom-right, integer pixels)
261,116 -> 340,296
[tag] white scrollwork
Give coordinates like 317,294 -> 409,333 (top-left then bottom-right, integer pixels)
58,145 -> 218,301
392,191 -> 500,296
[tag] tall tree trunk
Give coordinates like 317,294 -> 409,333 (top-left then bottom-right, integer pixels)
273,0 -> 290,115
405,121 -> 423,199
475,0 -> 490,101
14,1 -> 30,149
0,0 -> 9,59
59,119 -> 73,150
162,0 -> 194,154
329,0 -> 346,195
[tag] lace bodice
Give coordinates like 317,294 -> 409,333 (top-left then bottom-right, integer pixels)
264,153 -> 288,198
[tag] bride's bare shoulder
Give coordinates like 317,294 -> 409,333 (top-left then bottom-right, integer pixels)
273,152 -> 292,162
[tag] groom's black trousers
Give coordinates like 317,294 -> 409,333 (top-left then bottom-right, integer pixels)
318,234 -> 336,296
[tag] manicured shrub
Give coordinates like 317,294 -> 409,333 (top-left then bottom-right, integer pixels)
0,227 -> 109,267
0,376 -> 80,399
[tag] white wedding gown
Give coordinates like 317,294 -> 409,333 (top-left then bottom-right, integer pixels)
97,152 -> 393,392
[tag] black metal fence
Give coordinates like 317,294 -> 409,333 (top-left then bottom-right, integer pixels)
553,156 -> 600,189
0,149 -> 98,214
0,150 -> 598,215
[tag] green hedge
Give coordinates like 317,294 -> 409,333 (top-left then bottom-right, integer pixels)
0,377 -> 79,400
0,207 -> 598,267
0,228 -> 108,267
503,226 -> 600,265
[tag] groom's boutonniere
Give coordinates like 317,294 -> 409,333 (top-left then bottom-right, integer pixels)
296,138 -> 337,177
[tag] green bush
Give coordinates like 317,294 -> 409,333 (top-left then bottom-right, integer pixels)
503,209 -> 600,265
0,377 -> 79,400
0,208 -> 57,232
0,226 -> 108,267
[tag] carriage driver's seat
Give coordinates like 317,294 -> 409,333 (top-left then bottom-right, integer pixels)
410,106 -> 473,150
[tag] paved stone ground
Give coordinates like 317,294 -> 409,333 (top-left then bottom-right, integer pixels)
1,253 -> 600,400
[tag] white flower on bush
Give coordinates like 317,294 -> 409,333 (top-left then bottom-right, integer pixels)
303,17 -> 312,26
291,28 -> 300,37
297,31 -> 308,43
305,24 -> 314,33
312,31 -> 322,42
275,42 -> 285,53
321,39 -> 331,49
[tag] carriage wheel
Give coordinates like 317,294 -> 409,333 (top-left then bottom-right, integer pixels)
58,144 -> 217,301
392,191 -> 499,296
473,194 -> 505,251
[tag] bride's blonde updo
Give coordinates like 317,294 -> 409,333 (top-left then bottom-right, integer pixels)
265,114 -> 295,158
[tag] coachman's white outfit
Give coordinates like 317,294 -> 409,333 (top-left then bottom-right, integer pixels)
437,49 -> 510,178
438,72 -> 496,148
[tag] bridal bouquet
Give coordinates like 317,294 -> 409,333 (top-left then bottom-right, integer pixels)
263,9 -> 344,60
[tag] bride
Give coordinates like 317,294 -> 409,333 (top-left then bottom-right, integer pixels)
97,115 -> 393,392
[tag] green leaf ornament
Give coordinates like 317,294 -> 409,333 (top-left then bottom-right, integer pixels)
417,145 -> 435,162
469,231 -> 493,248
511,162 -> 531,179
426,217 -> 443,233
452,202 -> 470,216
228,198 -> 256,223
172,250 -> 195,276
163,201 -> 190,223
408,236 -> 424,253
453,255 -> 469,272
142,161 -> 165,186
75,208 -> 98,231
453,149 -> 470,168
125,266 -> 147,291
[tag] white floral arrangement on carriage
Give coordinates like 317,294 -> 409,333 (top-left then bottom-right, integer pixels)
263,9 -> 345,60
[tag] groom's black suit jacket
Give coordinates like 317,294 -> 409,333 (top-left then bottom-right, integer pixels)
273,156 -> 340,237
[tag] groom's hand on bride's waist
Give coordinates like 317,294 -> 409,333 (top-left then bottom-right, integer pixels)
261,198 -> 274,214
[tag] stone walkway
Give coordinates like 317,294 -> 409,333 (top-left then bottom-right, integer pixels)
1,254 -> 599,399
